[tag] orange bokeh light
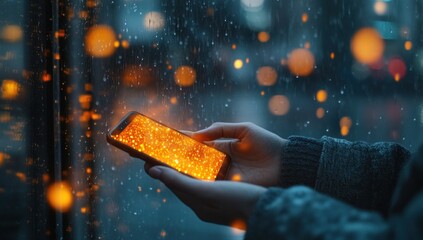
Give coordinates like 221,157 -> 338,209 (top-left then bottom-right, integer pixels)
1,79 -> 20,100
316,107 -> 325,119
388,58 -> 406,82
287,48 -> 315,77
122,65 -> 155,87
340,126 -> 350,136
231,219 -> 247,232
340,116 -> 352,128
316,90 -> 328,103
47,181 -> 73,212
174,66 -> 196,87
256,66 -> 277,86
257,31 -> 270,43
268,95 -> 290,116
1,25 -> 23,43
302,13 -> 308,23
351,28 -> 384,64
231,174 -> 242,181
234,59 -> 243,69
85,25 -> 117,58
404,41 -> 412,51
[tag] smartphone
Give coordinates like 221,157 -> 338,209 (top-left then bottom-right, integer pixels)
106,111 -> 231,181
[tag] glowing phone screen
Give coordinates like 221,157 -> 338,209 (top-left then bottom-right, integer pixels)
111,114 -> 227,180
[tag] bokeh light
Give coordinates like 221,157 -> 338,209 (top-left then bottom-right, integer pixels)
374,1 -> 388,15
1,79 -> 20,100
351,28 -> 384,64
47,181 -> 73,212
302,13 -> 308,23
230,219 -> 246,233
256,66 -> 277,86
85,25 -> 117,58
257,31 -> 270,43
316,107 -> 325,119
144,11 -> 165,31
287,48 -> 315,77
268,95 -> 290,116
316,90 -> 328,103
174,66 -> 196,87
241,0 -> 264,9
339,116 -> 352,136
234,59 -> 243,69
1,25 -> 23,43
404,41 -> 413,51
388,58 -> 406,82
122,65 -> 155,87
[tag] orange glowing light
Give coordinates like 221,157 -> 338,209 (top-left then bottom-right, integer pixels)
340,116 -> 352,128
111,114 -> 227,180
340,126 -> 350,136
287,48 -> 315,77
86,168 -> 92,174
304,42 -> 311,49
174,66 -> 196,87
260,90 -> 265,96
123,65 -> 155,87
42,72 -> 52,82
231,219 -> 247,232
47,182 -> 73,212
114,40 -> 120,48
0,152 -> 6,167
1,79 -> 20,100
268,95 -> 290,116
79,94 -> 92,109
330,52 -> 335,59
316,107 -> 325,119
1,25 -> 23,43
15,172 -> 26,182
234,59 -> 243,69
170,97 -> 178,105
258,31 -> 270,43
404,41 -> 412,51
231,44 -> 237,50
256,66 -> 277,86
80,207 -> 88,214
86,0 -> 97,8
388,58 -> 406,82
144,12 -> 165,31
231,174 -> 242,181
316,90 -> 328,103
374,1 -> 387,15
302,13 -> 308,23
351,28 -> 384,64
54,53 -> 60,60
121,40 -> 130,49
85,25 -> 117,58
76,191 -> 85,198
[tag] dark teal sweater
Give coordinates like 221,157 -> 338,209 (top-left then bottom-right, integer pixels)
245,136 -> 422,239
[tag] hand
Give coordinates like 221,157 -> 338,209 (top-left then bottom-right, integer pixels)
145,164 -> 267,228
187,122 -> 288,187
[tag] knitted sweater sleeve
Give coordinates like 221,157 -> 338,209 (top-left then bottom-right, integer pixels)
244,137 -> 419,240
279,136 -> 410,213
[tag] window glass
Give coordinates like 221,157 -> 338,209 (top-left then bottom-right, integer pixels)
1,0 -> 422,239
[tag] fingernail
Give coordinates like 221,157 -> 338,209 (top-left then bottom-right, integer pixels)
149,167 -> 162,179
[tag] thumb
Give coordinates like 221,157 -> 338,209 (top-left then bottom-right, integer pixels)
148,166 -> 200,193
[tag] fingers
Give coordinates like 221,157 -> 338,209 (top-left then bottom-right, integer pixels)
147,166 -> 203,195
192,122 -> 250,141
207,139 -> 238,155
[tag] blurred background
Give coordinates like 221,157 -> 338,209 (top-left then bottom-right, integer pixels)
0,0 -> 422,239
